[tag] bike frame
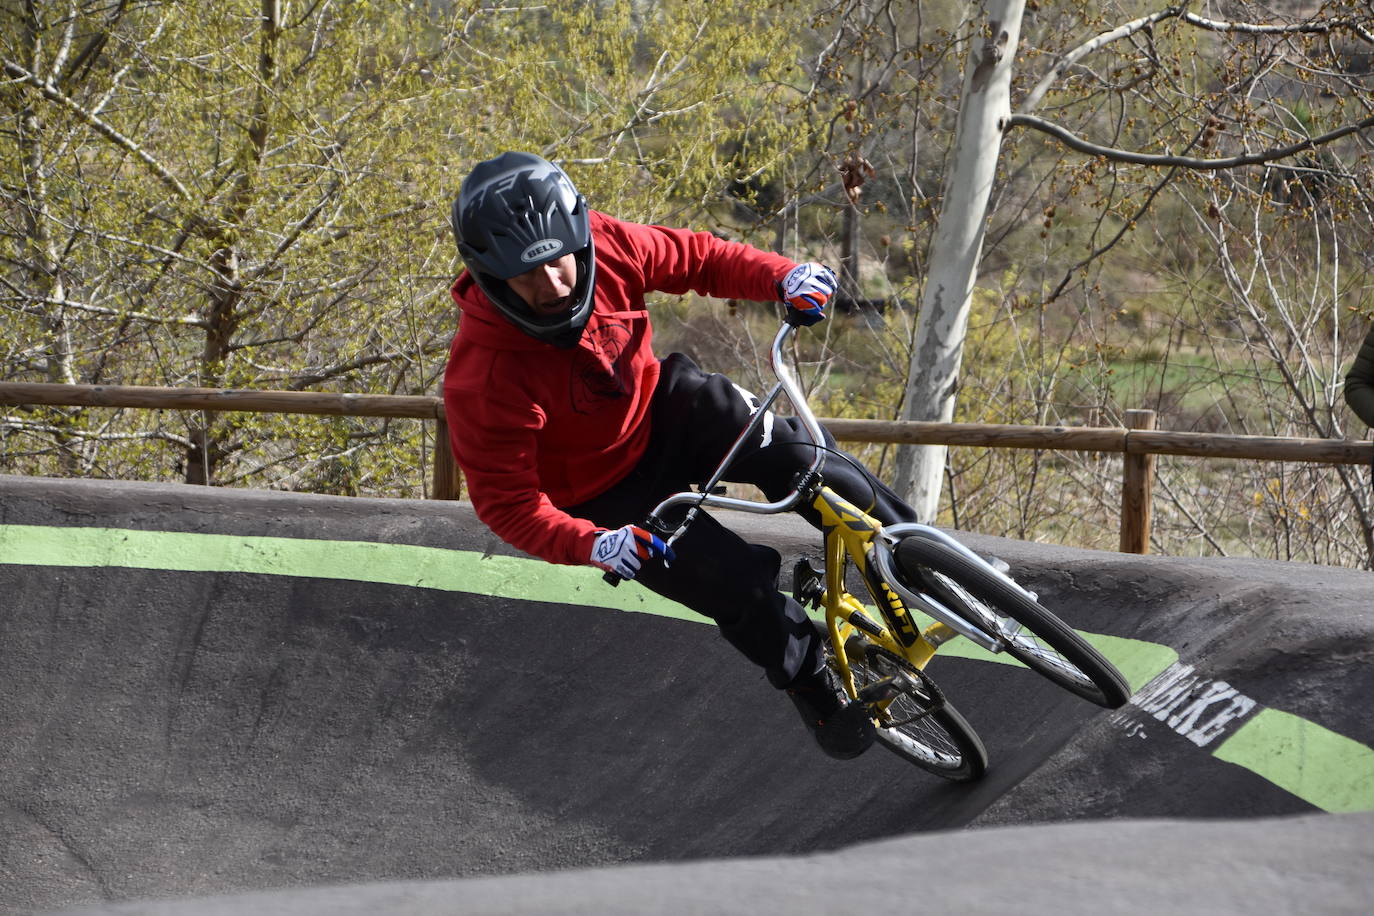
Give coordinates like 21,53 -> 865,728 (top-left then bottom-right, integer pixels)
811,487 -> 953,683
807,482 -> 1032,698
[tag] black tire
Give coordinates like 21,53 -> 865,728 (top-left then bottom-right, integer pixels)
895,536 -> 1131,709
842,634 -> 988,782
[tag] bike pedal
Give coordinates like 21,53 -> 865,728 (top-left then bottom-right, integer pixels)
856,676 -> 901,705
792,557 -> 824,609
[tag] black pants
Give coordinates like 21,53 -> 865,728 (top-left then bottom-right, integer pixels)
564,354 -> 917,688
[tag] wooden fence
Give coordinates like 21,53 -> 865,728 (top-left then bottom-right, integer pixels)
3,380 -> 1372,554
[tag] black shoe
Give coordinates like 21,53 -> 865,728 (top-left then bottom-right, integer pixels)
785,665 -> 877,760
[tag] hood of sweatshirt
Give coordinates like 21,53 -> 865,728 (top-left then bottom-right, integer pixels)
448,271 -> 554,352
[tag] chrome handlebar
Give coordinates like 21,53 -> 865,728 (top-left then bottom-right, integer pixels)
645,320 -> 826,540
602,319 -> 827,586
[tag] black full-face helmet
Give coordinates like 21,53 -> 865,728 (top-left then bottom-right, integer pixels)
451,151 -> 596,348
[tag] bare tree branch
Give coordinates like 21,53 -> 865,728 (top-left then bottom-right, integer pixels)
1021,7 -> 1184,114
2,58 -> 191,200
1007,111 -> 1374,171
0,292 -> 207,327
1023,6 -> 1374,114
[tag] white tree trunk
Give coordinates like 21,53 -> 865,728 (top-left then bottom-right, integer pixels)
891,0 -> 1025,520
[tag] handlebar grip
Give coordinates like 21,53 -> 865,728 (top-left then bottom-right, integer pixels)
603,570 -> 623,587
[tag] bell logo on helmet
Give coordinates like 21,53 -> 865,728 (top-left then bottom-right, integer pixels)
521,239 -> 564,263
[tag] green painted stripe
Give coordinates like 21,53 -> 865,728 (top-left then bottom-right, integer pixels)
0,523 -> 1181,687
0,523 -> 699,623
5,522 -> 1369,813
1213,708 -> 1374,813
1086,634 -> 1179,694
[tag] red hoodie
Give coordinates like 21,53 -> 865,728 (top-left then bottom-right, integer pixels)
443,211 -> 796,566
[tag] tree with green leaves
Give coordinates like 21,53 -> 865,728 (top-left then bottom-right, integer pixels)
3,1 -> 459,487
2,0 -> 803,492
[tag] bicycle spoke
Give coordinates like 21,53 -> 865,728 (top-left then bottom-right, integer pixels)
928,570 -> 1098,692
842,639 -> 987,781
895,536 -> 1130,708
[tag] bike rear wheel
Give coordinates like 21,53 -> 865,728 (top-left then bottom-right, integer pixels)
895,536 -> 1131,709
841,634 -> 987,782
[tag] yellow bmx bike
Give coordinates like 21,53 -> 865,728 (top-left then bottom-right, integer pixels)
621,318 -> 1130,781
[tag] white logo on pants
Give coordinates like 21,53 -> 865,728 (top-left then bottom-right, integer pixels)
732,383 -> 774,447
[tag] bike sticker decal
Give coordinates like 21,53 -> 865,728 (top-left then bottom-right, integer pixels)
3,521 -> 1370,813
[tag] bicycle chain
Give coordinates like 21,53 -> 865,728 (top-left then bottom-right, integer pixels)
864,645 -> 948,728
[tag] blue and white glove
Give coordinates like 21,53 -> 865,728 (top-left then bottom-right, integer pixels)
777,262 -> 836,326
590,524 -> 676,580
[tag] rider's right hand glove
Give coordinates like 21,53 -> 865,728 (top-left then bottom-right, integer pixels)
777,262 -> 836,327
589,524 -> 676,581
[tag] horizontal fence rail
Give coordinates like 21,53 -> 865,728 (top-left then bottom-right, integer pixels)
0,382 -> 461,502
3,381 -> 1372,553
0,382 -> 444,419
822,419 -> 1374,465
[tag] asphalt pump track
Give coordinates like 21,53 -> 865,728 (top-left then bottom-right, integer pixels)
1,475 -> 1371,914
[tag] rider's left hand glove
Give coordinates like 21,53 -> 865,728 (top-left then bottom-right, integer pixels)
590,524 -> 675,581
777,262 -> 837,327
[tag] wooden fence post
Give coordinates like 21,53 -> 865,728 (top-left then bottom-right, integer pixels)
431,415 -> 463,500
1120,408 -> 1157,554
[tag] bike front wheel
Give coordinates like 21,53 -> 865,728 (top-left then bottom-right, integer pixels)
842,635 -> 987,782
895,536 -> 1131,709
